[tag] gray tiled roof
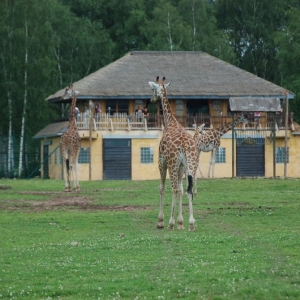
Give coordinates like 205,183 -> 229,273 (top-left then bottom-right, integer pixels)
33,121 -> 68,139
46,51 -> 293,102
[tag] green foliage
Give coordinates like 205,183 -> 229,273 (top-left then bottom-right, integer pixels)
0,178 -> 300,299
275,6 -> 300,122
216,0 -> 288,81
1,0 -> 300,176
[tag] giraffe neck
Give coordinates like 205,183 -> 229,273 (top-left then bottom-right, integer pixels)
193,130 -> 202,150
161,85 -> 176,127
215,123 -> 232,137
214,118 -> 241,137
69,93 -> 77,121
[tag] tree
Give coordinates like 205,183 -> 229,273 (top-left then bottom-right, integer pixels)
275,6 -> 300,122
216,0 -> 286,81
178,0 -> 236,62
146,0 -> 190,51
0,0 -> 114,177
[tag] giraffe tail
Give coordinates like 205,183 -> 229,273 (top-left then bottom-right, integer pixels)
66,159 -> 70,173
187,175 -> 193,201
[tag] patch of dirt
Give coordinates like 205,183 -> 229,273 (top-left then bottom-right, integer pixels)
0,195 -> 151,212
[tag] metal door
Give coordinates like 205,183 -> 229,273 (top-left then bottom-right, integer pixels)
236,138 -> 265,177
103,139 -> 131,180
43,145 -> 49,179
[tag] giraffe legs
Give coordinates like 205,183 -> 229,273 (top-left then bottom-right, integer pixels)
62,155 -> 80,192
198,152 -> 205,179
188,191 -> 195,231
193,167 -> 201,197
157,181 -> 165,229
208,150 -> 216,178
70,154 -> 80,192
186,173 -> 195,231
71,162 -> 80,192
157,161 -> 167,229
62,157 -> 71,192
208,151 -> 214,178
168,191 -> 177,230
177,181 -> 184,230
157,150 -> 197,231
176,167 -> 186,229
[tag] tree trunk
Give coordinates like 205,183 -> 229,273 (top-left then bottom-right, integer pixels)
1,52 -> 14,177
18,20 -> 28,178
54,46 -> 64,117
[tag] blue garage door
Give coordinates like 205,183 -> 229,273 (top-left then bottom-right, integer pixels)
103,139 -> 131,180
236,138 -> 265,177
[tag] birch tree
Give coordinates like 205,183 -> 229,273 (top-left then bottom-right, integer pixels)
0,0 -> 15,177
147,0 -> 188,51
18,19 -> 29,178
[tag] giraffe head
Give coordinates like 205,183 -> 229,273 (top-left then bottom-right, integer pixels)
235,113 -> 249,125
89,100 -> 94,109
62,84 -> 79,100
148,76 -> 171,103
194,123 -> 206,141
197,123 -> 206,132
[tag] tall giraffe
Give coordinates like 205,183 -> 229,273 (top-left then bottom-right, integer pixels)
60,85 -> 81,192
194,114 -> 248,178
149,76 -> 199,231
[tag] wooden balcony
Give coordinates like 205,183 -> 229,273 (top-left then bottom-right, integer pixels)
74,112 -> 289,132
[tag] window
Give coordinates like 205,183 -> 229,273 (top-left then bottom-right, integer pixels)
276,147 -> 289,163
106,99 -> 129,115
141,147 -> 154,164
216,147 -> 226,163
78,148 -> 90,164
135,100 -> 144,110
175,100 -> 184,116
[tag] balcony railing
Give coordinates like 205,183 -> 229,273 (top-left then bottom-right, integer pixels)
75,112 -> 289,131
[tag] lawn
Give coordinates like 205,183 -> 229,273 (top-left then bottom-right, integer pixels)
0,178 -> 299,299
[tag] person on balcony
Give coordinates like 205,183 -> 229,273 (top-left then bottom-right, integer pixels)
95,104 -> 101,121
254,111 -> 261,128
143,107 -> 149,119
69,106 -> 80,120
135,105 -> 143,122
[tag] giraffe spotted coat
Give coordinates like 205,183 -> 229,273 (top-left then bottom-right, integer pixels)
60,85 -> 81,192
149,76 -> 198,231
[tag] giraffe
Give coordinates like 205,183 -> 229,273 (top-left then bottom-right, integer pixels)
194,114 -> 248,178
149,76 -> 199,231
60,85 -> 81,192
187,123 -> 205,196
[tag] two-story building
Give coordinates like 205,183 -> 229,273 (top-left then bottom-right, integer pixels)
34,51 -> 298,180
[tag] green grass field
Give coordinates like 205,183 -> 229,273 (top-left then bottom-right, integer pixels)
0,178 -> 299,299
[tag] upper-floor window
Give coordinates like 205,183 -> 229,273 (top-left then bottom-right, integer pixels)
106,99 -> 128,115
175,100 -> 184,116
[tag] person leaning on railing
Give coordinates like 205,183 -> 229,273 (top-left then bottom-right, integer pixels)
254,111 -> 261,126
143,107 -> 149,119
94,104 -> 101,121
135,105 -> 143,122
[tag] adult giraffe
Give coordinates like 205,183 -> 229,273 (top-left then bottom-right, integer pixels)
149,76 -> 199,231
194,114 -> 248,178
60,85 -> 81,192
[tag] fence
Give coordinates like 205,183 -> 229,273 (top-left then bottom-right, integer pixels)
74,112 -> 287,131
0,135 -> 40,178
